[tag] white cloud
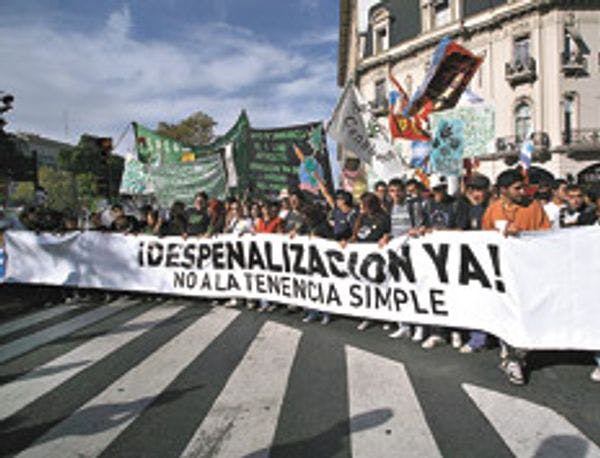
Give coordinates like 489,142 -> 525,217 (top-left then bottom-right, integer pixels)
0,7 -> 339,152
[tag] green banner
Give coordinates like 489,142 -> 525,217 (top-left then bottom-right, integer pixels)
242,122 -> 333,199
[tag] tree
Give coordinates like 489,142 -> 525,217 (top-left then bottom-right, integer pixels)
38,166 -> 77,211
156,111 -> 216,147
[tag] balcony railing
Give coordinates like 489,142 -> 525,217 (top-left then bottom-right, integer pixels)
505,57 -> 537,87
562,128 -> 600,156
561,52 -> 588,77
494,132 -> 551,164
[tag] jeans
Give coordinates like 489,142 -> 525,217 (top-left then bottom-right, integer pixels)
467,331 -> 487,349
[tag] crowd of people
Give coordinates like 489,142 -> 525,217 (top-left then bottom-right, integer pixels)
1,167 -> 599,386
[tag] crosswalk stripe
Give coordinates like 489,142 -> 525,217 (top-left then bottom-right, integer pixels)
0,304 -> 183,421
0,304 -> 78,339
346,346 -> 442,458
0,300 -> 132,364
463,383 -> 600,457
181,321 -> 301,458
15,307 -> 240,458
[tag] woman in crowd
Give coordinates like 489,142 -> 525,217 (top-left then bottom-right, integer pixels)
254,201 -> 283,312
350,192 -> 391,332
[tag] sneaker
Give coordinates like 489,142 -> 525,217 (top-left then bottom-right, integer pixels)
591,367 -> 600,383
356,320 -> 371,331
382,323 -> 391,331
504,360 -> 525,385
286,305 -> 299,313
389,325 -> 410,339
321,314 -> 331,326
210,299 -> 220,307
303,312 -> 318,323
421,335 -> 445,349
247,300 -> 257,310
459,344 -> 475,354
412,326 -> 424,342
224,298 -> 238,308
500,342 -> 509,360
266,304 -> 277,312
451,331 -> 462,349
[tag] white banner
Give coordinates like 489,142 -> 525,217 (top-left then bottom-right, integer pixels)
327,81 -> 406,180
3,228 -> 600,350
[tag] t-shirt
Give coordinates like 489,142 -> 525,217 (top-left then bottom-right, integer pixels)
424,197 -> 456,229
454,196 -> 486,231
283,210 -> 307,234
255,217 -> 283,234
332,207 -> 358,241
389,202 -> 412,237
186,208 -> 209,235
543,201 -> 564,229
355,213 -> 390,243
225,217 -> 254,235
482,198 -> 550,231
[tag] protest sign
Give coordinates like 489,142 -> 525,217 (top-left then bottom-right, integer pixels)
5,228 -> 600,350
429,119 -> 464,176
247,122 -> 333,197
430,105 -> 495,159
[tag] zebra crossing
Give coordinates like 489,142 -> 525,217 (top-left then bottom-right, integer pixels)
1,297 -> 599,457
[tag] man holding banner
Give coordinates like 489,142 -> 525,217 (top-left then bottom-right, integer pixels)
482,169 -> 550,385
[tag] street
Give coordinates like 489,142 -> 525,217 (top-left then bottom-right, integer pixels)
0,291 -> 599,458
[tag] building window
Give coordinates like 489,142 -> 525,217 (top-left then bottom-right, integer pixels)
370,6 -> 390,55
374,79 -> 387,109
563,94 -> 575,144
514,35 -> 531,66
433,0 -> 451,27
515,102 -> 532,143
374,26 -> 387,54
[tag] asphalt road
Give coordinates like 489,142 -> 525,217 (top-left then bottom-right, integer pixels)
0,288 -> 599,458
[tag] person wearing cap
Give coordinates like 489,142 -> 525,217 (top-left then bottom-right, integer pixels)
420,173 -> 461,350
481,168 -> 550,385
454,173 -> 492,353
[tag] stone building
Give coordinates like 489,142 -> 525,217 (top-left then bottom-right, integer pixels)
338,0 -> 600,189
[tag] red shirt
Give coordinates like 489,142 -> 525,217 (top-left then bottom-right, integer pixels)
255,217 -> 283,234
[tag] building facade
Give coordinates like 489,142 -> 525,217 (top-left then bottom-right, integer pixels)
18,132 -> 73,169
338,0 -> 600,187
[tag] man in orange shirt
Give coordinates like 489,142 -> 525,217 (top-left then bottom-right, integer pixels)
482,169 -> 550,385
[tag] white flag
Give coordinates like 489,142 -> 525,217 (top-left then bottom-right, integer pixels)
327,80 -> 406,179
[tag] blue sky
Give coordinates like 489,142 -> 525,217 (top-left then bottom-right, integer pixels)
0,0 -> 340,156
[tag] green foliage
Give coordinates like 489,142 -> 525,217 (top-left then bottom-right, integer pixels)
75,172 -> 97,209
38,166 -> 78,211
156,111 -> 216,147
10,182 -> 34,205
57,134 -> 105,175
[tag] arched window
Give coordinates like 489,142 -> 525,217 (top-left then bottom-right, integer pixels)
515,102 -> 532,143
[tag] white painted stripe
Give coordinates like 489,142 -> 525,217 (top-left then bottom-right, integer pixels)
346,346 -> 442,458
17,307 -> 239,458
0,305 -> 77,338
0,300 -> 132,364
0,305 -> 183,421
181,321 -> 301,458
463,383 -> 600,457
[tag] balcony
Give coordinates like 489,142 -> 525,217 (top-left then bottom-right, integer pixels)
505,57 -> 537,87
561,52 -> 588,77
494,132 -> 551,165
562,128 -> 600,159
